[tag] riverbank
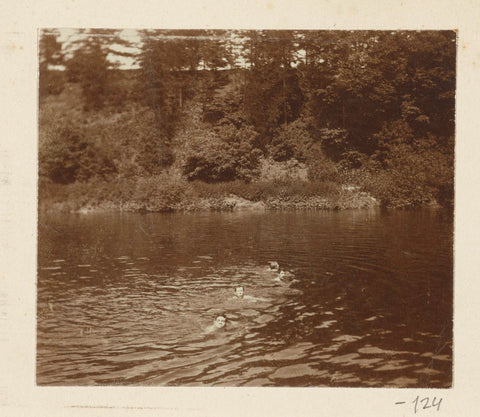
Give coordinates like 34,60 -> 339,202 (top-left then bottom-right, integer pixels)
38,177 -> 380,214
39,76 -> 454,215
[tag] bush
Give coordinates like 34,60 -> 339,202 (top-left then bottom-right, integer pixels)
339,150 -> 368,170
132,173 -> 189,211
306,151 -> 340,183
371,120 -> 415,163
190,178 -> 340,202
182,123 -> 261,182
271,178 -> 340,199
136,132 -> 174,175
269,119 -> 313,162
318,128 -> 349,160
360,140 -> 453,208
39,125 -> 116,184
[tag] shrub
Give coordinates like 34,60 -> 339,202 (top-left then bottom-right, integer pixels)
372,120 -> 415,162
39,125 -> 116,184
339,150 -> 368,170
132,173 -> 189,211
318,128 -> 349,160
183,123 -> 261,182
306,150 -> 340,183
190,178 -> 340,202
127,111 -> 174,174
360,140 -> 453,208
136,133 -> 174,175
259,157 -> 309,182
269,119 -> 313,162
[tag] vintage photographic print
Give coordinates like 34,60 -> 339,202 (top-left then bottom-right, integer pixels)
37,29 -> 454,387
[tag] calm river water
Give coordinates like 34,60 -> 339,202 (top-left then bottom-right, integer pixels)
37,209 -> 453,387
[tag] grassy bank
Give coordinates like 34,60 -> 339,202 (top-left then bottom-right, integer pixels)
38,174 -> 380,214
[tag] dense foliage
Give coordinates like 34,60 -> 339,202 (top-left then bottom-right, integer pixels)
39,29 -> 455,209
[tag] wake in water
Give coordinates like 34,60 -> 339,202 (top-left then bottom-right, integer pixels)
129,262 -> 303,385
187,263 -> 301,339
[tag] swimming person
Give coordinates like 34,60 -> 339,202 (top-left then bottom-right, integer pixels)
268,261 -> 280,271
274,270 -> 286,282
274,270 -> 295,283
233,286 -> 245,299
232,286 -> 267,302
205,314 -> 227,333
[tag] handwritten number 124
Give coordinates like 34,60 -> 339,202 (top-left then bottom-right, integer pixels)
413,396 -> 442,413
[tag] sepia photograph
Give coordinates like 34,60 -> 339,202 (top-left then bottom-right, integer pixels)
36,28 -> 455,388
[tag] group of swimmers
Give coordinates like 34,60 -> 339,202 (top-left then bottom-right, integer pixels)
206,261 -> 292,333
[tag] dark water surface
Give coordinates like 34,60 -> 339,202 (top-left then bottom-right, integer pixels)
37,209 -> 453,387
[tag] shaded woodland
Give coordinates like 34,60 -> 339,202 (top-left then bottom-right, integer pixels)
39,29 -> 455,210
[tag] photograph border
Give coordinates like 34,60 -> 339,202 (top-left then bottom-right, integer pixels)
2,0 -> 480,416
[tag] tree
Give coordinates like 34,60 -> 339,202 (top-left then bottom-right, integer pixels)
297,31 -> 455,157
241,30 -> 304,146
39,29 -> 65,99
64,29 -> 133,110
137,30 -> 234,169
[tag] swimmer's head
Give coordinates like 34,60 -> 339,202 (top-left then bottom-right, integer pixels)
233,286 -> 244,298
268,261 -> 280,271
213,314 -> 226,329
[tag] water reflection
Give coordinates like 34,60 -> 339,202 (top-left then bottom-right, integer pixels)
37,209 -> 453,387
